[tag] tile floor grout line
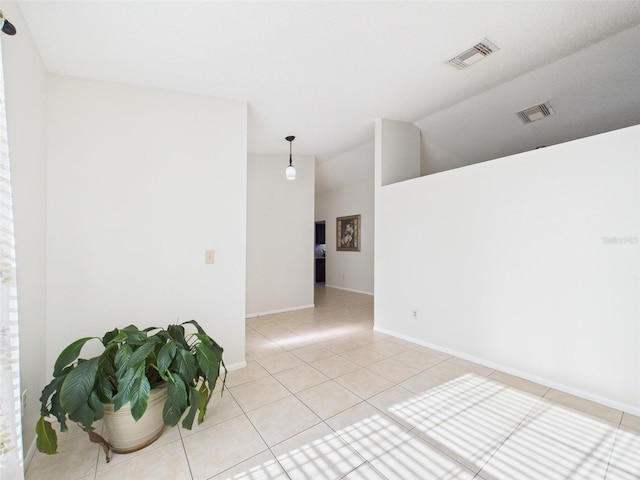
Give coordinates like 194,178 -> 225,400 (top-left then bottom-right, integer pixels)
173,419 -> 195,480
467,389 -> 548,478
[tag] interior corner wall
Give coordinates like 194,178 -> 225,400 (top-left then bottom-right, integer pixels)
374,124 -> 640,413
46,75 -> 247,371
1,1 -> 48,458
315,177 -> 374,295
246,154 -> 315,316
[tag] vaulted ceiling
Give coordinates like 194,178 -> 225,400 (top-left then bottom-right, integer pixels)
15,1 -> 640,192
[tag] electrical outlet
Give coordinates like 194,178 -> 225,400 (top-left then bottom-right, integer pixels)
411,309 -> 417,319
21,390 -> 27,415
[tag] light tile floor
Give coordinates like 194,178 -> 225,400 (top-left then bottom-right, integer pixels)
26,286 -> 640,479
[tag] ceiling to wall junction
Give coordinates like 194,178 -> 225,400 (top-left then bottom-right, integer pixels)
15,1 -> 640,192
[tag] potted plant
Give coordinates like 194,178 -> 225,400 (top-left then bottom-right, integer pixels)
35,320 -> 226,462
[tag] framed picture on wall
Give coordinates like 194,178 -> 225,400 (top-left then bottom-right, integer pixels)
336,214 -> 360,252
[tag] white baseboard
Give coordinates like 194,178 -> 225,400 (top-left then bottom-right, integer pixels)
225,361 -> 247,372
374,325 -> 640,417
24,436 -> 36,474
245,304 -> 314,318
324,285 -> 374,296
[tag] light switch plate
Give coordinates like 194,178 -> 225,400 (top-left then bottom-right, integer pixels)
205,250 -> 215,264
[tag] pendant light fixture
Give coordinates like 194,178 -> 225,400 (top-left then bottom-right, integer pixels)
285,135 -> 296,180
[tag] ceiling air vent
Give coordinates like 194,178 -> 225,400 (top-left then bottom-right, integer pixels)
447,39 -> 499,69
517,102 -> 555,124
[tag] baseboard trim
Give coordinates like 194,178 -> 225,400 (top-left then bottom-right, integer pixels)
24,436 -> 36,473
245,304 -> 315,319
374,326 -> 640,417
225,361 -> 247,372
324,285 -> 374,296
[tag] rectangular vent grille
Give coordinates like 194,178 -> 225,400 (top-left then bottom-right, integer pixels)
517,102 -> 556,124
447,39 -> 499,69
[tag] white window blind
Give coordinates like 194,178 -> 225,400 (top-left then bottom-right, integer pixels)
0,32 -> 24,479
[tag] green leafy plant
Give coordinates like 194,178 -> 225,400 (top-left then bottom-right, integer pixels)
36,320 -> 226,456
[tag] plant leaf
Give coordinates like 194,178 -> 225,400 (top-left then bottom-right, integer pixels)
88,390 -> 104,422
129,374 -> 151,421
68,402 -> 97,430
105,331 -> 127,345
36,417 -> 58,454
197,382 -> 211,424
195,343 -> 221,390
163,376 -> 187,426
127,335 -> 160,368
101,327 -> 119,346
96,374 -> 115,403
53,337 -> 95,377
113,362 -> 143,412
185,320 -> 224,353
59,357 -> 99,415
157,341 -> 177,378
49,393 -> 67,431
114,343 -> 132,372
182,319 -> 206,336
39,376 -> 63,415
171,346 -> 197,384
96,348 -> 118,401
119,325 -> 147,345
87,430 -> 112,463
100,346 -> 118,376
180,385 -> 201,430
167,324 -> 188,348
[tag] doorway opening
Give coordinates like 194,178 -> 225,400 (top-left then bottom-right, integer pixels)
314,221 -> 326,283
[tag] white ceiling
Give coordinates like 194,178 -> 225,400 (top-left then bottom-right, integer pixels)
13,0 -> 640,191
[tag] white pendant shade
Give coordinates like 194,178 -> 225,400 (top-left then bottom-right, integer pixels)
285,135 -> 296,180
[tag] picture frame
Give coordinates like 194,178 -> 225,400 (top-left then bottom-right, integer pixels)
336,214 -> 360,252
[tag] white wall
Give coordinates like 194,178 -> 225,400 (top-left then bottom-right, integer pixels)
316,142 -> 374,295
46,76 -> 247,371
246,154 -> 315,316
375,124 -> 640,413
1,1 -> 48,458
376,119 -> 420,186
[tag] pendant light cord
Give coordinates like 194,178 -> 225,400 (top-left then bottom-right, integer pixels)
289,142 -> 293,166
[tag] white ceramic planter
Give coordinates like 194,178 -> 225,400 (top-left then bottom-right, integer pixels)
102,385 -> 168,453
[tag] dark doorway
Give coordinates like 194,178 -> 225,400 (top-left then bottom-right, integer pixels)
315,221 -> 326,283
